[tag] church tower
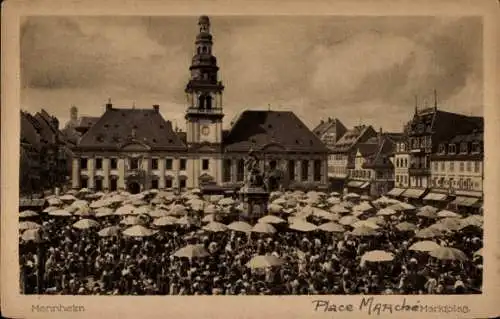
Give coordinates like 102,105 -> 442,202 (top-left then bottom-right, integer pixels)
185,15 -> 225,145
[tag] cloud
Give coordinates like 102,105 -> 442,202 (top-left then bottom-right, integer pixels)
21,15 -> 483,132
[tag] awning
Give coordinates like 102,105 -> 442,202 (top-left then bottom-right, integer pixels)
360,182 -> 371,189
386,188 -> 406,197
402,188 -> 426,199
347,181 -> 365,188
19,198 -> 46,207
452,196 -> 479,207
423,192 -> 448,201
454,190 -> 483,198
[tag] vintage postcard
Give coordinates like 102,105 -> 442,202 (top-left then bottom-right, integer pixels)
2,0 -> 499,318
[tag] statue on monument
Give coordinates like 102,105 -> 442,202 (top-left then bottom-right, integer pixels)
244,149 -> 264,188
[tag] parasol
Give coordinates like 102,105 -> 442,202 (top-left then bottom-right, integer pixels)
98,226 -> 120,237
251,223 -> 277,234
395,221 -> 417,232
173,244 -> 209,259
361,250 -> 394,263
72,218 -> 100,230
289,220 -> 317,232
258,215 -> 286,224
349,226 -> 379,237
246,255 -> 284,269
408,240 -> 441,252
429,246 -> 468,261
153,216 -> 178,226
202,221 -> 227,232
318,222 -> 345,233
19,210 -> 38,218
227,221 -> 253,233
122,225 -> 157,237
19,221 -> 41,231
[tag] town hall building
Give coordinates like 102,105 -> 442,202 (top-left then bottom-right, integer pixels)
70,16 -> 329,193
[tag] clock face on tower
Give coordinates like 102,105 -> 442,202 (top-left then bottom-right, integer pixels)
201,125 -> 210,136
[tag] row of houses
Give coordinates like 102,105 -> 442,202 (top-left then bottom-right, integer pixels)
20,109 -> 72,196
314,105 -> 484,211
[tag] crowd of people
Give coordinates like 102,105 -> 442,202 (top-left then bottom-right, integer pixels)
19,189 -> 483,295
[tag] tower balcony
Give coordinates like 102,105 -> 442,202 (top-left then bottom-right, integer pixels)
186,107 -> 224,115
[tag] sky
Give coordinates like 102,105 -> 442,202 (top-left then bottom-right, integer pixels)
20,15 -> 483,132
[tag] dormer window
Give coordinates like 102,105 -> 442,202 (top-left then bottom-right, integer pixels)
471,142 -> 480,154
448,144 -> 457,154
460,142 -> 468,154
438,143 -> 446,154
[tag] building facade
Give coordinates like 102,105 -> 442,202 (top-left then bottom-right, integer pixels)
329,125 -> 377,192
69,16 -> 329,194
402,105 -> 483,201
347,133 -> 399,197
20,110 -> 71,195
429,130 -> 483,209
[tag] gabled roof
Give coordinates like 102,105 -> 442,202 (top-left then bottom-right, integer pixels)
364,141 -> 395,169
312,118 -> 348,140
77,107 -> 186,151
356,143 -> 379,157
223,110 -> 328,153
332,125 -> 377,153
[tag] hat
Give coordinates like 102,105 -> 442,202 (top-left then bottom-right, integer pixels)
410,258 -> 418,263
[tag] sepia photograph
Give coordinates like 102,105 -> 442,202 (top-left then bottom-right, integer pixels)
2,0 -> 500,318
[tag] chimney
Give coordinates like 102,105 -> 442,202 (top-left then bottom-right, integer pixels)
106,98 -> 113,111
328,117 -> 333,123
70,105 -> 78,121
320,120 -> 324,124
153,104 -> 160,112
378,127 -> 383,144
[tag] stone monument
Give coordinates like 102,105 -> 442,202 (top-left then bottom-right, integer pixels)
238,149 -> 270,220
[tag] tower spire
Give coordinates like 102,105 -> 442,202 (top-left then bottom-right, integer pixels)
434,89 -> 438,110
414,95 -> 418,115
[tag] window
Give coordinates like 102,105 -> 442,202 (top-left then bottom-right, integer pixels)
404,158 -> 407,168
466,161 -> 472,172
151,158 -> 159,170
179,179 -> 186,189
80,158 -> 88,169
396,175 -> 400,183
449,162 -> 454,172
130,158 -> 139,170
110,178 -> 117,191
81,177 -> 88,189
237,159 -> 245,182
441,162 -> 445,171
313,160 -> 321,181
459,162 -> 464,172
165,158 -> 173,170
202,159 -> 209,171
180,159 -> 187,170
460,143 -> 468,154
404,176 -> 408,184
165,179 -> 173,189
449,144 -> 456,154
434,162 -> 438,171
301,161 -> 309,181
474,161 -> 480,173
288,160 -> 295,181
471,142 -> 480,154
438,144 -> 446,154
223,159 -> 231,182
420,137 -> 425,148
110,158 -> 118,169
95,158 -> 103,170
151,179 -> 159,189
425,136 -> 432,147
412,138 -> 419,149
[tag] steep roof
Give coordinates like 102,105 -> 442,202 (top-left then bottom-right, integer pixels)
77,107 -> 186,151
361,135 -> 396,169
223,110 -> 328,153
312,118 -> 348,140
332,125 -> 377,153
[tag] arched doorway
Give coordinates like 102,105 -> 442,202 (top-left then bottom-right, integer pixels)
127,182 -> 141,194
